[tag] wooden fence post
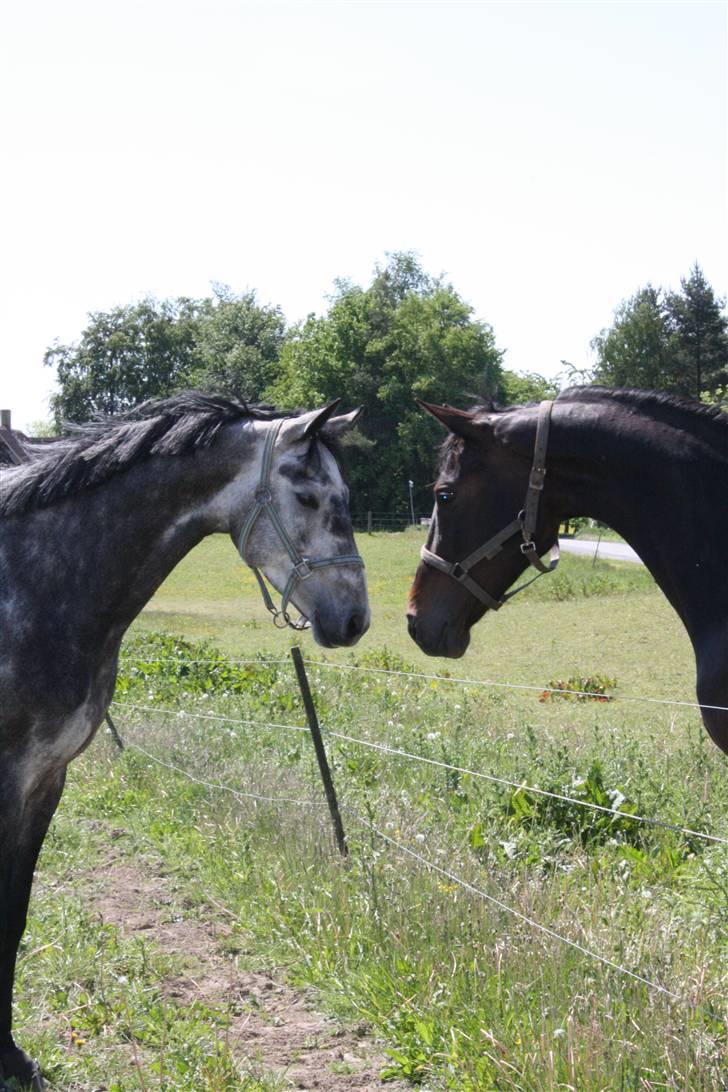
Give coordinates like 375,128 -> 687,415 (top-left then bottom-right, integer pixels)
290,646 -> 348,857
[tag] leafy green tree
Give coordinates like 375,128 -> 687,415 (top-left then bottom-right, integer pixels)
590,286 -> 677,391
45,290 -> 286,425
665,264 -> 728,400
267,253 -> 504,512
500,370 -> 559,404
46,297 -> 204,424
591,266 -> 728,401
187,285 -> 286,401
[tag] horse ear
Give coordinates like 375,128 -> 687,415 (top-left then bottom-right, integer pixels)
417,401 -> 490,442
321,405 -> 364,439
281,400 -> 342,444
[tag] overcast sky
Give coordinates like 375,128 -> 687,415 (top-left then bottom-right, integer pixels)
2,0 -> 726,431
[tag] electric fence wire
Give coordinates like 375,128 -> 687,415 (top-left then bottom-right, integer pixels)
327,729 -> 728,847
348,811 -> 687,1004
121,737 -> 325,809
122,653 -> 728,713
110,700 -> 728,847
301,658 -> 728,715
107,710 -> 708,1006
109,721 -> 691,1005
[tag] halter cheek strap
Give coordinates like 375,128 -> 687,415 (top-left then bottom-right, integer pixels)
420,400 -> 560,610
237,420 -> 365,630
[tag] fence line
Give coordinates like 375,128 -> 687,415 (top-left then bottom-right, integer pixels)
123,738 -> 324,808
110,699 -> 727,847
301,659 -> 728,715
107,707 -> 701,1004
111,699 -> 308,733
328,730 -> 728,847
120,654 -> 728,715
349,812 -> 685,1004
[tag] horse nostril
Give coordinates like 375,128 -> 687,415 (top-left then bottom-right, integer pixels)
346,611 -> 363,641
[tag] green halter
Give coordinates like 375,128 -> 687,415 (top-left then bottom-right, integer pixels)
237,420 -> 365,630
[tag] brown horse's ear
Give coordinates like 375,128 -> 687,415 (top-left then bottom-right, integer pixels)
417,401 -> 490,442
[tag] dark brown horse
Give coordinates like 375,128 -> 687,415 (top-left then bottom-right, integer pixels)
406,387 -> 728,755
0,393 -> 369,1090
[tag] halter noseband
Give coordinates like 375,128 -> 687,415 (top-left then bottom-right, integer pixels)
237,419 -> 365,630
420,400 -> 559,611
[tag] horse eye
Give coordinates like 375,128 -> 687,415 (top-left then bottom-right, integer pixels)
296,492 -> 319,510
437,489 -> 455,505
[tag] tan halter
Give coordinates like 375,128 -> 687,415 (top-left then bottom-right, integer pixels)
420,400 -> 559,610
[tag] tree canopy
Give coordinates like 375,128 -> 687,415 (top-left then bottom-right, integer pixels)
591,265 -> 728,400
267,253 -> 505,511
44,254 -> 726,516
45,288 -> 285,424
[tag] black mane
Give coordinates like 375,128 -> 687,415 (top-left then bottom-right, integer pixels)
0,393 -> 287,517
437,386 -> 728,480
559,386 -> 728,435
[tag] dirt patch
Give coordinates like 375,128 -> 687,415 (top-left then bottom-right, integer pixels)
85,845 -> 407,1091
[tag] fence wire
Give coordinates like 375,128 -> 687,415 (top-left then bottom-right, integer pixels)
121,737 -> 324,809
349,812 -> 686,1004
110,698 -> 728,848
328,729 -> 728,847
107,707 -> 692,1008
122,653 -> 728,714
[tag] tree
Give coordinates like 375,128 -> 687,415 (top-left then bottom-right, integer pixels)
267,253 -> 504,512
591,266 -> 728,400
45,290 -> 286,425
188,285 -> 286,401
665,264 -> 728,400
500,370 -> 559,405
590,286 -> 678,391
46,297 -> 204,424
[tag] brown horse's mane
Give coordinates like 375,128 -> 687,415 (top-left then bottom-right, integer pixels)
436,386 -> 728,481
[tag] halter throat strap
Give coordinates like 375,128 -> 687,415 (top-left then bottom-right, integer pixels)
237,420 -> 364,629
420,399 -> 559,611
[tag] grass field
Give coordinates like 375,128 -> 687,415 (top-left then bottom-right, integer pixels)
16,531 -> 728,1090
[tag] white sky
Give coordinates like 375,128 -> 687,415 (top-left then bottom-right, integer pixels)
1,0 -> 726,431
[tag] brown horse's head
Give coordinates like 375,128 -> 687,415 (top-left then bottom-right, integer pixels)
407,401 -> 560,658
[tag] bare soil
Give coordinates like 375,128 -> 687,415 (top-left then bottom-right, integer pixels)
83,841 -> 408,1091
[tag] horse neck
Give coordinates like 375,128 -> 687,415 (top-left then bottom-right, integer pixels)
544,396 -> 728,632
16,437 -> 258,648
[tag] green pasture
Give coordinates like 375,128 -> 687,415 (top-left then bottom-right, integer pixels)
16,532 -> 727,1090
135,528 -> 692,702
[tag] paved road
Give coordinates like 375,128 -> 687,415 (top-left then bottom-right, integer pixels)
559,538 -> 642,564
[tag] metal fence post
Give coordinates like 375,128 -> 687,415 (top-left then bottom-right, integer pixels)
105,712 -> 125,752
290,646 -> 348,857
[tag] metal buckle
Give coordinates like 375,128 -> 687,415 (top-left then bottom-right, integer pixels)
529,466 -> 546,490
294,559 -> 313,580
520,541 -> 537,556
451,562 -> 466,581
255,487 -> 272,504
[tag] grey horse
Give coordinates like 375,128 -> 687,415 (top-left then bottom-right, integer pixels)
0,392 -> 369,1088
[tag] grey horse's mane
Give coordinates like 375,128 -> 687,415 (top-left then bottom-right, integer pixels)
0,393 -> 288,517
